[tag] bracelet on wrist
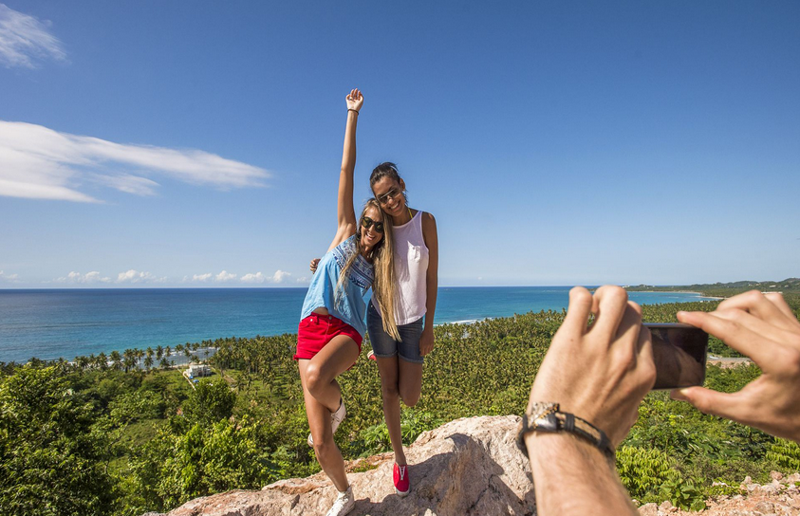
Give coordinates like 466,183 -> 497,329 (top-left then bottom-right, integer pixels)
516,402 -> 614,459
348,108 -> 359,115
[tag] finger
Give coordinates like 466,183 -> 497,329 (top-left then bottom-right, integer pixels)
676,310 -> 777,365
718,290 -> 800,332
561,286 -> 593,335
612,301 -> 644,365
763,293 -> 800,327
670,386 -> 752,425
636,325 -> 656,390
589,286 -> 629,345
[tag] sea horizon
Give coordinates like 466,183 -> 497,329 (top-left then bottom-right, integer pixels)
0,286 -> 715,364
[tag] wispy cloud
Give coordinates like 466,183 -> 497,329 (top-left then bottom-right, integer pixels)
241,270 -> 292,284
185,270 -> 292,284
53,269 -> 167,284
55,271 -> 111,284
0,121 -> 271,202
0,4 -> 67,68
116,269 -> 165,284
188,273 -> 213,283
0,270 -> 20,282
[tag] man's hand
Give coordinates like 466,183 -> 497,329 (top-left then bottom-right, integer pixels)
310,258 -> 320,274
529,286 -> 655,448
673,291 -> 800,443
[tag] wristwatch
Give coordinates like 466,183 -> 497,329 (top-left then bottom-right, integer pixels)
516,401 -> 615,459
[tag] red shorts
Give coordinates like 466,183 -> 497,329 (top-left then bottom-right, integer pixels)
294,313 -> 363,361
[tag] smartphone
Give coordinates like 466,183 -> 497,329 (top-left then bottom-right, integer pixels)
644,323 -> 708,390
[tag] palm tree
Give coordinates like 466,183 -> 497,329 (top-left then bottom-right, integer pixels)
123,349 -> 135,372
96,352 -> 108,370
110,350 -> 122,371
156,345 -> 164,361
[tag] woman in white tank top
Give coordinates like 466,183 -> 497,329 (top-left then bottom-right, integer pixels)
367,162 -> 439,496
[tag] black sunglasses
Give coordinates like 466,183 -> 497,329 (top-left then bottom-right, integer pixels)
361,216 -> 384,233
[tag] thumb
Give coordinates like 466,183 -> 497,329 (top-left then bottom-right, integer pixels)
671,387 -> 744,422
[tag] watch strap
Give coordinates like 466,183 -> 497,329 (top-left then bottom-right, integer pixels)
516,402 -> 615,459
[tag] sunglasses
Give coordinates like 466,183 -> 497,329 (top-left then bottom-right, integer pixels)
361,216 -> 384,233
377,187 -> 402,206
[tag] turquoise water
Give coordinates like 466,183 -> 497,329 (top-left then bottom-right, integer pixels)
0,287 -> 713,363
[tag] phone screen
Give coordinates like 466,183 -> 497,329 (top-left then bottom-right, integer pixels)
645,323 -> 708,390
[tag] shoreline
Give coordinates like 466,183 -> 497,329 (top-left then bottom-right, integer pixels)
1,291 -> 722,364
625,289 -> 724,300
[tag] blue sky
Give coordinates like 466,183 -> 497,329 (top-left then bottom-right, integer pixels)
1,1 -> 798,288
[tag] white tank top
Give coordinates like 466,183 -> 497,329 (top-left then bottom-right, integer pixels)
372,211 -> 429,325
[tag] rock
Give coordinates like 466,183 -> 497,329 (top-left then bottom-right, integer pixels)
638,502 -> 658,515
165,415 -> 536,516
753,501 -> 774,513
770,471 -> 783,481
659,500 -> 673,511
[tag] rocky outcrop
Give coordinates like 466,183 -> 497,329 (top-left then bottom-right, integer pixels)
165,415 -> 536,516
158,415 -> 800,516
637,472 -> 800,516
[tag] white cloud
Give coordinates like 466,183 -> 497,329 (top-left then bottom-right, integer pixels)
271,270 -> 291,283
215,270 -> 237,282
116,269 -> 165,284
0,270 -> 20,282
190,273 -> 213,282
241,270 -> 292,284
296,276 -> 309,284
0,121 -> 271,202
55,270 -> 111,284
240,272 -> 267,284
0,4 -> 67,69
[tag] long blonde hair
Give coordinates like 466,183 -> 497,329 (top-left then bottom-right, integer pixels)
336,199 -> 401,341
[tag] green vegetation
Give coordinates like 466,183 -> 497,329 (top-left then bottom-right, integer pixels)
1,294 -> 798,514
626,277 -> 800,301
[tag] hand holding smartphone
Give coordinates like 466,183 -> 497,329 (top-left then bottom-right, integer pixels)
645,323 -> 708,390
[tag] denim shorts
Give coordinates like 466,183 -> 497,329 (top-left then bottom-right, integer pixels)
367,303 -> 425,364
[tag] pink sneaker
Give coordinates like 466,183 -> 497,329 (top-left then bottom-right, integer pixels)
393,463 -> 410,497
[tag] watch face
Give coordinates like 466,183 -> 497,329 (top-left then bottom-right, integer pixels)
527,401 -> 559,421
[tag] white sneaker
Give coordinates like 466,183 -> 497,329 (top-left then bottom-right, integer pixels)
308,399 -> 346,446
325,485 -> 355,516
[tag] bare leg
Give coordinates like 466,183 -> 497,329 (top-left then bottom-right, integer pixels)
376,355 -> 406,465
397,359 -> 423,407
298,336 -> 359,491
303,335 -> 359,412
376,356 -> 424,466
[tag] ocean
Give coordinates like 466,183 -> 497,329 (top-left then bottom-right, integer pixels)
0,287 -> 714,363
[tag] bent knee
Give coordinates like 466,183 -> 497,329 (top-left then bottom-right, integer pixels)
313,438 -> 336,458
399,387 -> 421,407
305,365 -> 326,395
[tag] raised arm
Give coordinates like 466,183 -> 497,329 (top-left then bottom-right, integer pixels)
327,89 -> 364,252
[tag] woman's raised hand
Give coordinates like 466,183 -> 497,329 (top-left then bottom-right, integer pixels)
346,88 -> 364,113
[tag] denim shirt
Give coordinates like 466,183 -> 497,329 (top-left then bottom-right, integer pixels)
300,235 -> 373,336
